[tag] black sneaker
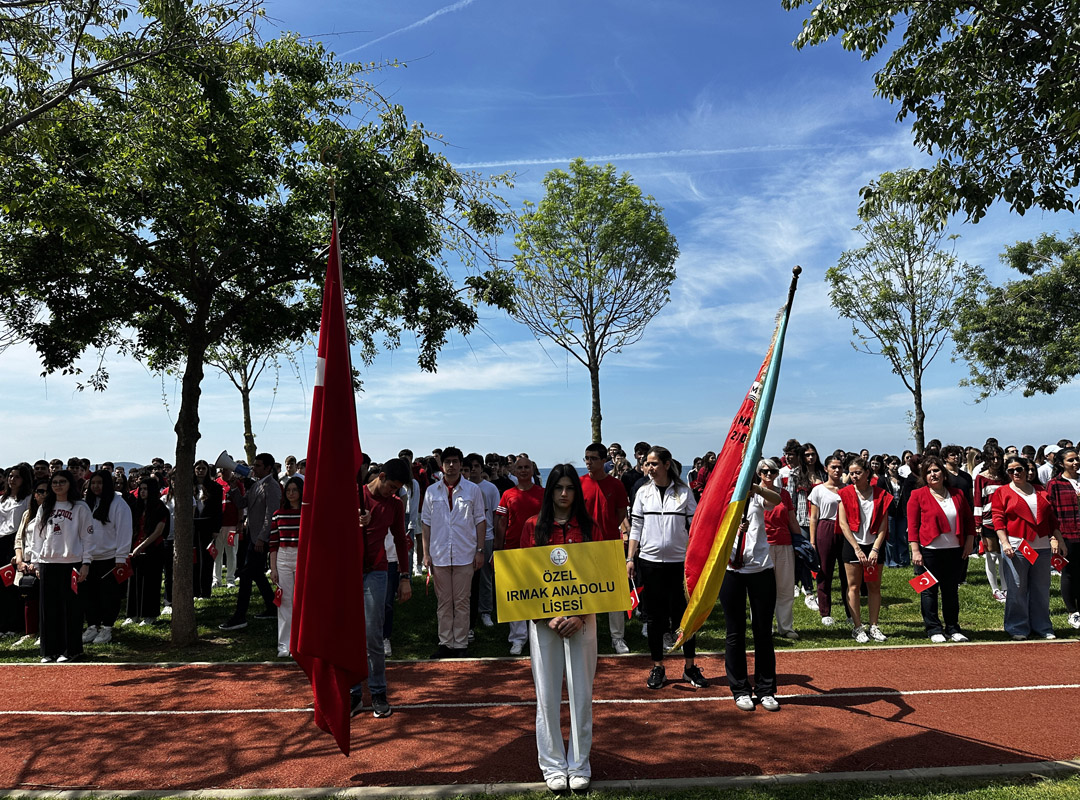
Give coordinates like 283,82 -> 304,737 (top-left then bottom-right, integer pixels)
371,692 -> 392,718
218,617 -> 248,631
683,664 -> 707,688
253,608 -> 277,620
349,693 -> 364,717
646,664 -> 665,690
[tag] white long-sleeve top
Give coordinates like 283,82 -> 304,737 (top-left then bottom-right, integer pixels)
630,480 -> 697,563
27,500 -> 94,564
88,492 -> 133,560
421,478 -> 485,567
0,495 -> 29,538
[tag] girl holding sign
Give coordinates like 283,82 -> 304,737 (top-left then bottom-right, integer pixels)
992,455 -> 1068,640
906,456 -> 975,643
519,464 -> 596,793
837,458 -> 893,644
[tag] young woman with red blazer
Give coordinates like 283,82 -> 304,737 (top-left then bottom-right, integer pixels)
907,456 -> 976,643
991,455 -> 1068,640
837,457 -> 893,643
1046,448 -> 1080,629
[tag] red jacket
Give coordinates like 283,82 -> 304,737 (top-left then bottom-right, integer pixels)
906,486 -> 975,547
838,484 -> 893,538
991,484 -> 1059,542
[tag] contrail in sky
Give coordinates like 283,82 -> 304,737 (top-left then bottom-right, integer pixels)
340,0 -> 479,56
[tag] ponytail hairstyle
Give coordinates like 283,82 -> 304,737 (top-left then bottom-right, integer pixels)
647,446 -> 685,488
532,464 -> 593,547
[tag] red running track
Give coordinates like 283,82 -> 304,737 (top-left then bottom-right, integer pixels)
2,641 -> 1078,791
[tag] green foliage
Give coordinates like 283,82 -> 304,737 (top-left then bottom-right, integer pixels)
782,0 -> 1080,221
512,158 -> 678,440
826,171 -> 983,450
954,232 -> 1080,400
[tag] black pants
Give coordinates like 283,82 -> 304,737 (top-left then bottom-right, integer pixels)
128,547 -> 164,619
917,547 -> 962,636
637,559 -> 695,661
0,535 -> 23,634
163,540 -> 174,605
1061,541 -> 1080,614
194,521 -> 216,598
39,562 -> 82,659
82,558 -> 120,628
719,568 -> 777,698
235,539 -> 274,620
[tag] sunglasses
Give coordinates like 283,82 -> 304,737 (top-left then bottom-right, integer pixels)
1006,467 -> 1026,475
759,468 -> 778,475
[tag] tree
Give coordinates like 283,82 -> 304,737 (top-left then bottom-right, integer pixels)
826,171 -> 983,452
782,1 -> 1080,221
954,232 -> 1080,400
0,30 -> 512,646
511,159 -> 678,441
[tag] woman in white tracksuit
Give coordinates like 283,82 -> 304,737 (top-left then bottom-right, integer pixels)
521,464 -> 598,793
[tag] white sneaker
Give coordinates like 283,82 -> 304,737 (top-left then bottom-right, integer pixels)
139,617 -> 156,626
868,624 -> 887,642
612,638 -> 630,654
1068,612 -> 1080,629
13,635 -> 34,647
804,594 -> 819,611
734,695 -> 755,711
993,589 -> 1007,603
480,613 -> 494,628
277,647 -> 290,658
467,629 -> 475,643
568,775 -> 591,791
949,632 -> 969,642
930,633 -> 947,643
509,641 -> 524,656
821,615 -> 836,626
1044,632 -> 1057,640
383,638 -> 392,657
92,627 -> 112,644
793,585 -> 801,598
81,625 -> 99,644
121,618 -> 134,626
161,605 -> 172,616
545,775 -> 568,791
853,625 -> 870,644
759,695 -> 780,712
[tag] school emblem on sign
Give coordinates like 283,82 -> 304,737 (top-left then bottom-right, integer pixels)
549,547 -> 568,566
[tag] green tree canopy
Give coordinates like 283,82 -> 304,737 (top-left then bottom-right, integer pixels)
511,158 -> 678,441
954,232 -> 1080,400
782,0 -> 1080,221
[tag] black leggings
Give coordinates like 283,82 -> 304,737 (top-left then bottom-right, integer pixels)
637,559 -> 695,661
1061,542 -> 1080,614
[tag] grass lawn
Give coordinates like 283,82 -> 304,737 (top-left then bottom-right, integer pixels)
0,558 -> 1074,663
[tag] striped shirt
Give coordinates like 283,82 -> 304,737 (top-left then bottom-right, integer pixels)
269,507 -> 301,551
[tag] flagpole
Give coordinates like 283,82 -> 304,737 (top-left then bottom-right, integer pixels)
328,176 -> 337,220
787,265 -> 802,310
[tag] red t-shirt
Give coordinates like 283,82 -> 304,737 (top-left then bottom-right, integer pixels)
495,484 -> 545,549
519,515 -> 587,548
361,485 -> 408,572
581,472 -> 628,541
765,489 -> 794,546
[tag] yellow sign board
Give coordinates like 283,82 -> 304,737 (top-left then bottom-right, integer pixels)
494,539 -> 631,622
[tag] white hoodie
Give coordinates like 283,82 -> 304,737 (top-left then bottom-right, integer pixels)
88,492 -> 133,560
27,501 -> 94,564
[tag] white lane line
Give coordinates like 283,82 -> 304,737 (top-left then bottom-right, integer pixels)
1,683 -> 1078,716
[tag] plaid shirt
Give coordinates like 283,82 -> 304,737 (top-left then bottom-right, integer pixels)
1046,477 -> 1080,540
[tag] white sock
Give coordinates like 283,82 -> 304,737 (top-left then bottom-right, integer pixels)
984,551 -> 1002,592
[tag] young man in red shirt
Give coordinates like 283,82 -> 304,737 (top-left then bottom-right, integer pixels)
494,455 -> 545,655
581,442 -> 631,654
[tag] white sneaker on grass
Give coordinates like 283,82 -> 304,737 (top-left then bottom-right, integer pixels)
81,626 -> 99,644
868,624 -> 887,642
1068,612 -> 1080,629
612,638 -> 630,654
821,616 -> 836,626
930,633 -> 947,643
853,625 -> 870,644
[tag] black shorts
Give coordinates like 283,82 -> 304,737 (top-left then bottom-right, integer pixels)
843,539 -> 874,565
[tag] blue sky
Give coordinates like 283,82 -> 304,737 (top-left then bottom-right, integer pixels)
5,1 -> 1079,469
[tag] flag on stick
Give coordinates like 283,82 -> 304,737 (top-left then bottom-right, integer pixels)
909,570 -> 938,593
675,267 -> 800,649
627,580 -> 643,620
1017,538 -> 1038,565
292,214 -> 367,756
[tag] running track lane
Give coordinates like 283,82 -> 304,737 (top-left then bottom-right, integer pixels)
2,641 -> 1078,790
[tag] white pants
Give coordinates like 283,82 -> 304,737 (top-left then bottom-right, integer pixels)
771,544 -> 796,636
508,619 -> 528,646
607,610 -> 625,640
276,547 -> 297,653
529,615 -> 597,781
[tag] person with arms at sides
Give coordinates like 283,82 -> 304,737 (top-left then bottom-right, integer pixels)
0,463 -> 32,635
495,455 -> 546,655
627,446 -> 705,688
81,470 -> 132,645
126,477 -> 169,626
397,449 -> 421,578
421,447 -> 485,658
908,456 -> 976,643
721,461 -> 782,711
220,453 -> 281,631
582,442 -> 632,655
761,459 -> 802,640
268,476 -> 303,658
24,470 -> 93,661
993,455 -> 1068,640
789,443 -> 825,608
192,460 -> 223,599
808,455 -> 850,626
214,464 -> 242,589
1046,448 -> 1080,629
349,459 -> 413,717
466,453 -> 500,640
12,478 -> 48,646
881,455 -> 906,568
519,464 -> 597,792
838,457 -> 893,643
974,445 -> 1009,603
1038,445 -> 1061,485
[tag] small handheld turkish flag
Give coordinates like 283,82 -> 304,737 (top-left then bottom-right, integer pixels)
1017,538 -> 1038,565
273,586 -> 283,607
627,580 -> 643,620
909,570 -> 939,593
0,564 -> 15,587
71,567 -> 79,594
226,530 -> 236,547
113,562 -> 132,583
1052,553 -> 1068,572
863,563 -> 882,582
207,542 -> 219,559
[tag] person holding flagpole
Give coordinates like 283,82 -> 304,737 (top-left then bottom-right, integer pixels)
519,463 -> 597,793
992,454 -> 1067,640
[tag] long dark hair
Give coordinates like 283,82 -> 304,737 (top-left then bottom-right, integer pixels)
37,469 -> 76,532
532,464 -> 593,547
282,476 -> 304,509
87,469 -> 117,524
28,478 -> 49,519
794,443 -> 826,490
135,477 -> 169,531
982,445 -> 1005,481
5,463 -> 33,502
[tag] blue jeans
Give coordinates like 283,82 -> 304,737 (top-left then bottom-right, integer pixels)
886,516 -> 909,567
1000,548 -> 1052,637
355,569 -> 388,696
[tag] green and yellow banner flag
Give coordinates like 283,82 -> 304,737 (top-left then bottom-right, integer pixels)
675,267 -> 801,648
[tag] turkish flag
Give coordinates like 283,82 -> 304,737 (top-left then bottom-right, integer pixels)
909,570 -> 939,593
273,586 -> 283,607
207,542 -> 219,559
226,530 -> 236,547
113,561 -> 133,584
0,564 -> 15,587
863,563 -> 882,582
291,217 -> 367,756
1052,553 -> 1068,572
70,567 -> 79,594
1018,538 -> 1038,565
627,581 -> 643,620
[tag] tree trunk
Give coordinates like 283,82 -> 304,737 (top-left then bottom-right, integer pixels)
912,370 -> 926,454
170,344 -> 205,647
589,361 -> 602,443
241,374 -> 256,464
